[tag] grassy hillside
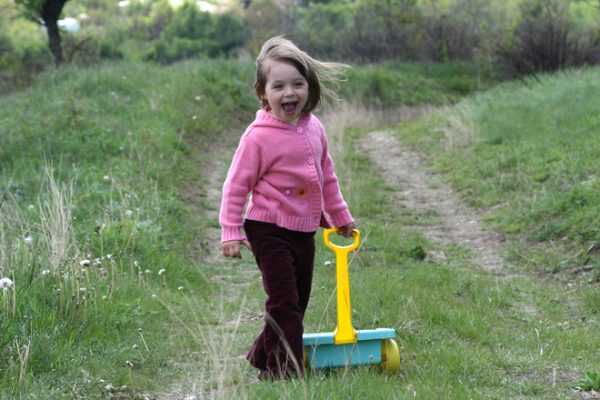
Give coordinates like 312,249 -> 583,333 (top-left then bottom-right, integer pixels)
0,60 -> 257,398
399,66 -> 600,277
236,68 -> 600,399
0,60 -> 493,398
2,59 -> 597,399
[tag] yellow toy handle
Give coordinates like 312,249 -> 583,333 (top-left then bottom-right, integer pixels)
323,228 -> 360,345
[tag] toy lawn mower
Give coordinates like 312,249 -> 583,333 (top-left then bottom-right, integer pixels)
303,228 -> 400,373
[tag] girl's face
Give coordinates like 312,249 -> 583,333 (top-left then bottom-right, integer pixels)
262,60 -> 308,125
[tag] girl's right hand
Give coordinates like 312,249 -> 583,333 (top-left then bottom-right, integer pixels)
222,239 -> 252,258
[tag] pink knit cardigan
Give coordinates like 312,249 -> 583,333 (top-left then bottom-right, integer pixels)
219,109 -> 354,243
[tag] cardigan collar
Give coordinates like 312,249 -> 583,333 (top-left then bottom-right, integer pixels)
254,108 -> 311,131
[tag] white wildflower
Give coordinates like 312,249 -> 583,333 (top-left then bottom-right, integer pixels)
126,209 -> 133,217
158,268 -> 166,275
192,115 -> 197,120
93,258 -> 102,266
144,269 -> 151,274
24,235 -> 33,245
0,278 -> 14,290
177,286 -> 184,291
80,259 -> 91,267
41,270 -> 50,276
195,95 -> 202,101
324,260 -> 333,266
27,204 -> 35,211
103,175 -> 110,182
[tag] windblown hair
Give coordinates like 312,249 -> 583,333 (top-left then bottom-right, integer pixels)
255,36 -> 349,113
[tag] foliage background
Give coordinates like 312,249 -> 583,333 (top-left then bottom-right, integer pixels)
1,0 -> 600,92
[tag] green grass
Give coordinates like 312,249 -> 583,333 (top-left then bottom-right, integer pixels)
0,59 -> 495,398
238,100 -> 600,399
341,61 -> 502,108
380,66 -> 600,398
398,66 -> 600,276
0,59 -> 257,398
2,59 -> 598,399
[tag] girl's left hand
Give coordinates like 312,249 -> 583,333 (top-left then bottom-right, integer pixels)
337,222 -> 356,238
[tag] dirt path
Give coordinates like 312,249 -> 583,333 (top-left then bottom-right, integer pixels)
157,131 -> 261,400
155,104 -> 600,399
359,130 -> 508,273
162,108 -> 524,399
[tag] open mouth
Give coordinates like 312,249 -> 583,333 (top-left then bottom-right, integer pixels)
281,102 -> 298,115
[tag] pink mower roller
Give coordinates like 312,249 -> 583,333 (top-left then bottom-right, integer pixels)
303,228 -> 400,373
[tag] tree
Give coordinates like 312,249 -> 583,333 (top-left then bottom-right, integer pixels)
15,0 -> 70,66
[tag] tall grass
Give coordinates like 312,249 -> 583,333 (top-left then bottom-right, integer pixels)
0,58 -> 508,398
0,60 -> 257,398
39,166 -> 75,272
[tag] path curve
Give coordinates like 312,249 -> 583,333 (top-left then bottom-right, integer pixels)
360,131 -> 507,273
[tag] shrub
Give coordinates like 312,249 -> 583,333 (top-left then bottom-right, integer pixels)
244,0 -> 286,56
497,0 -> 600,76
147,2 -> 246,64
0,33 -> 12,56
417,13 -> 480,62
346,0 -> 419,61
121,0 -> 174,41
0,51 -> 33,93
63,34 -> 104,66
294,3 -> 353,60
99,29 -> 125,60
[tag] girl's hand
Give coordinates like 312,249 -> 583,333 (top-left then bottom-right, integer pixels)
222,239 -> 252,258
337,222 -> 356,238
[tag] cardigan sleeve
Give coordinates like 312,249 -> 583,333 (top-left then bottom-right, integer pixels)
219,135 -> 266,242
320,131 -> 354,228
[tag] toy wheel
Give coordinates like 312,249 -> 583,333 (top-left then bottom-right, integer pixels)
381,339 -> 400,374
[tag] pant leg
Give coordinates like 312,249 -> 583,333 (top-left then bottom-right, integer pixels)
244,220 -> 315,377
293,229 -> 315,317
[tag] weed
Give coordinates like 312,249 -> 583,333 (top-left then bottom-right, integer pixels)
574,371 -> 600,392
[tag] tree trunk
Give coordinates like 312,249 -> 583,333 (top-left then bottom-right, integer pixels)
41,0 -> 69,66
44,19 -> 63,65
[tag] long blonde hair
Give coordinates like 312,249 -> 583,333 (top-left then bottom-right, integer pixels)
254,36 -> 349,113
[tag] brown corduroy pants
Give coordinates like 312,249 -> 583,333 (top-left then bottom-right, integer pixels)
243,219 -> 316,378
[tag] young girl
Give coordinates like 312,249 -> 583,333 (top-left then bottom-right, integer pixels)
219,36 -> 355,379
